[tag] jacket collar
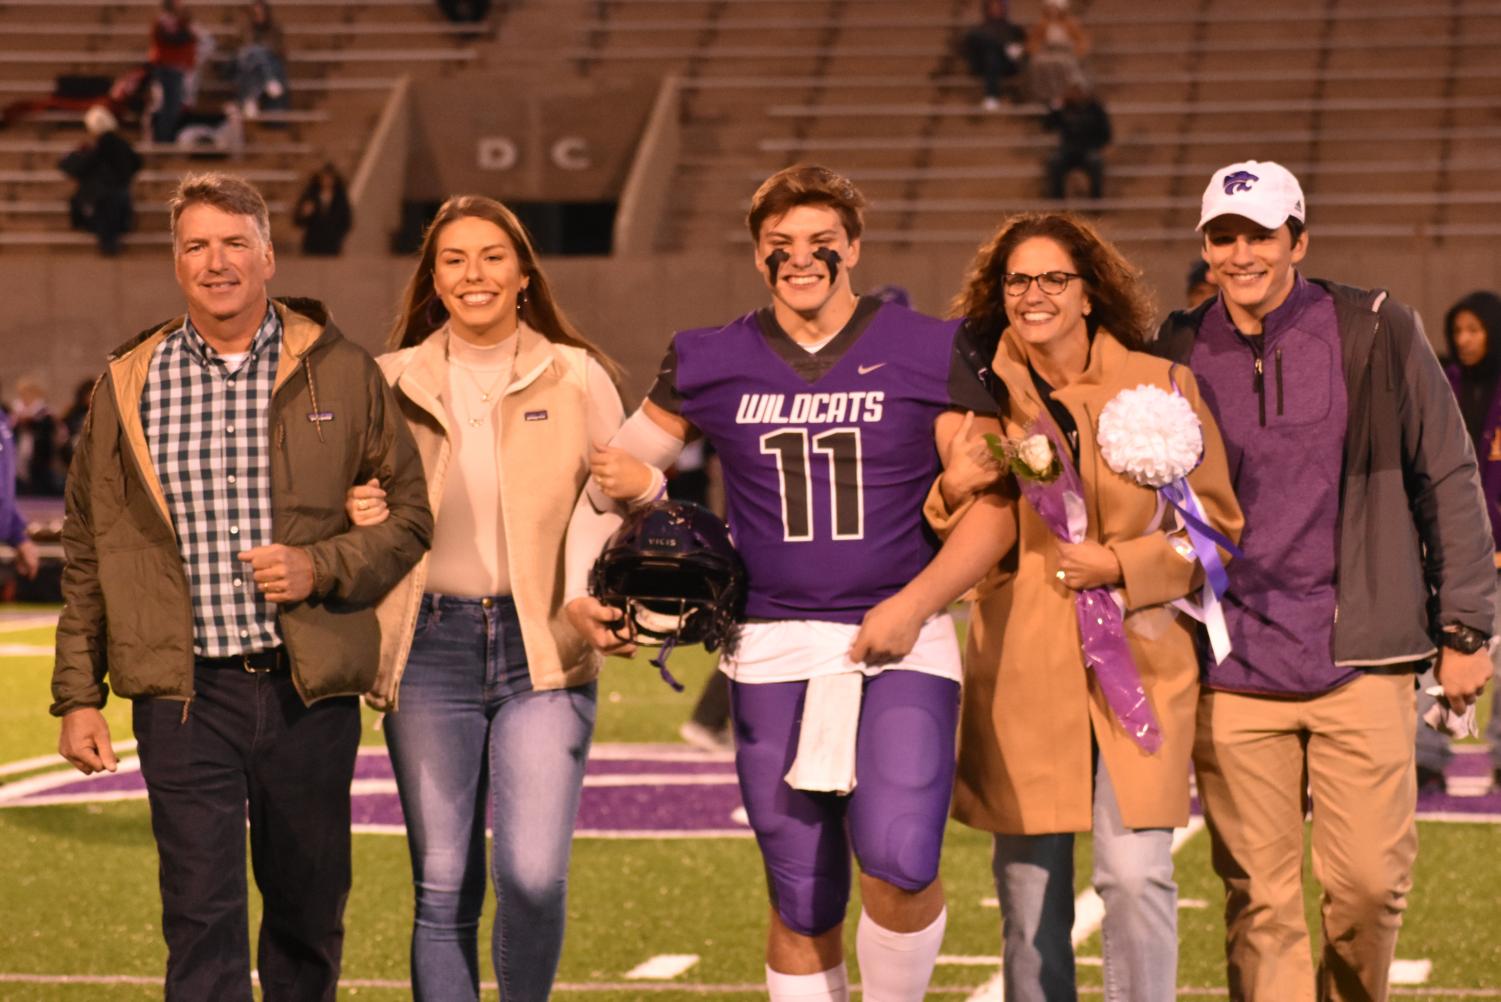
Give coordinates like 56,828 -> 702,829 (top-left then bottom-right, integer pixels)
991,325 -> 1129,421
395,321 -> 558,430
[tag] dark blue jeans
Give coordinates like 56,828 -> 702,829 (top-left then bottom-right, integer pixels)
133,661 -> 361,1002
384,594 -> 596,1002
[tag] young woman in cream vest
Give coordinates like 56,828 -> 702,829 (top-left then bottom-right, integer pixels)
347,195 -> 632,1001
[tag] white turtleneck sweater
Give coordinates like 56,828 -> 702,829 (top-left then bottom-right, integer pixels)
425,329 -> 517,597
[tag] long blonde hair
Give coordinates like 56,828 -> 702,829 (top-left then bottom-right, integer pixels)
387,195 -> 623,384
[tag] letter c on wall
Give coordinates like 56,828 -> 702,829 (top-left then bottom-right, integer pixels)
551,137 -> 591,171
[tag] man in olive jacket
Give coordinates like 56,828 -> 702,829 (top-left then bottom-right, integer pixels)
51,173 -> 431,1002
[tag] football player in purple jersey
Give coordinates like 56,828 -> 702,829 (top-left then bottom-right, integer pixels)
564,165 -> 1016,1002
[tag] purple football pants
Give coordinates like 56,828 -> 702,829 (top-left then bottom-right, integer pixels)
729,670 -> 961,937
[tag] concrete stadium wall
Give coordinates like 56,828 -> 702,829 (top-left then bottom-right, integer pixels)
5,239 -> 1500,406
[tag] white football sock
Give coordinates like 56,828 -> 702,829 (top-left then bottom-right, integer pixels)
765,962 -> 850,1001
855,906 -> 947,1002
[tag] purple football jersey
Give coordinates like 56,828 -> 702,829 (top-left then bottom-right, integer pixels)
649,297 -> 996,623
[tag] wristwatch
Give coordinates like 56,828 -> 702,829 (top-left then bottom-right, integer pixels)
1436,623 -> 1490,655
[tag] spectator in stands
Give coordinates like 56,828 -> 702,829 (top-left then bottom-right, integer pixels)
1185,260 -> 1215,309
60,106 -> 142,256
174,102 -> 246,155
436,0 -> 490,24
1025,0 -> 1089,108
59,377 -> 97,473
293,163 -> 353,256
234,1 -> 290,119
0,404 -> 41,582
1417,289 -> 1501,794
1042,81 -> 1110,200
9,376 -> 62,496
147,0 -> 198,142
1152,160 -> 1494,1002
1,66 -> 150,130
961,0 -> 1027,112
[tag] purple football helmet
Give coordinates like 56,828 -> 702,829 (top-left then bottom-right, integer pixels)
589,500 -> 745,655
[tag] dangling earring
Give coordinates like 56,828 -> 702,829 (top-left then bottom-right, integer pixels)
516,288 -> 527,317
425,295 -> 448,328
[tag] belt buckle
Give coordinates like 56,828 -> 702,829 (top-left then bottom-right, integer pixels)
241,652 -> 273,674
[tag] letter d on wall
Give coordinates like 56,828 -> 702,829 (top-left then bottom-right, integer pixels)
477,137 -> 518,171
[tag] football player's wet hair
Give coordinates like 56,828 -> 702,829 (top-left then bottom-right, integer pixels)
952,211 -> 1157,352
746,164 -> 866,243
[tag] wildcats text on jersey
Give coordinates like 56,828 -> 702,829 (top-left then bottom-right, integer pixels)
734,390 -> 885,425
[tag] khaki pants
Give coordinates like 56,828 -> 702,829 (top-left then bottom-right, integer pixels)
1193,672 -> 1418,1002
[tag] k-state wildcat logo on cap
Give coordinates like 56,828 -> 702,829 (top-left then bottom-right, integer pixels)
1222,170 -> 1260,195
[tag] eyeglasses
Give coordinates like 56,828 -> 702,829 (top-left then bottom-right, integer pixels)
1002,271 -> 1082,296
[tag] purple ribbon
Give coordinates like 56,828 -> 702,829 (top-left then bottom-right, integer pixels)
1159,479 -> 1239,600
1012,416 -> 1163,754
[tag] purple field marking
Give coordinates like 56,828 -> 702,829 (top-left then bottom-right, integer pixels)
6,745 -> 1498,829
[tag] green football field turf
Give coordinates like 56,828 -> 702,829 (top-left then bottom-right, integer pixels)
2,609 -> 1497,1000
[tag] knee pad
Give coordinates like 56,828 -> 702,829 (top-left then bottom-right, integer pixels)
769,864 -> 851,938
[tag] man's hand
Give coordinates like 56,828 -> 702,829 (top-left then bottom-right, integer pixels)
1055,539 -> 1123,590
590,446 -> 656,503
238,544 -> 315,604
59,707 -> 118,775
346,479 -> 389,527
849,593 -> 924,667
1434,646 -> 1492,712
939,411 -> 1003,509
565,596 -> 638,657
13,538 -> 40,580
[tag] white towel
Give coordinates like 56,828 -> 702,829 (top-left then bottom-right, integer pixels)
784,672 -> 864,794
1422,685 -> 1479,739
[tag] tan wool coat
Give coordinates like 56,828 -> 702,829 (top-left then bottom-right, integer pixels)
928,329 -> 1243,834
365,324 -> 620,710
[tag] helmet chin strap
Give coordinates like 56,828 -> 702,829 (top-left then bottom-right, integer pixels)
649,635 -> 685,692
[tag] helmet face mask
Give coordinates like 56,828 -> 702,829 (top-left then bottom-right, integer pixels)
589,501 -> 745,656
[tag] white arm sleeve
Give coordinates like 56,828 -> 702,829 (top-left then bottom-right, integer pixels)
563,376 -> 690,604
583,404 -> 687,511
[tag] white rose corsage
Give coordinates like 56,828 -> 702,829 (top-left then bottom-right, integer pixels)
1096,384 -> 1203,488
983,431 -> 1062,484
1097,383 -> 1238,664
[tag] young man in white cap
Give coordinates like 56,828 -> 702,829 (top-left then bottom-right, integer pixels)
1152,160 -> 1495,1001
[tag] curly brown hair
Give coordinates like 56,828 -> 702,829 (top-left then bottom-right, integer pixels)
387,195 -> 622,384
951,212 -> 1157,355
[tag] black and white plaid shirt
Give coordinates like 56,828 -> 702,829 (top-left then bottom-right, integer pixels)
140,305 -> 283,657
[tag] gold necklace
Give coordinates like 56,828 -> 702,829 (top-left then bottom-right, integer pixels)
452,364 -> 505,428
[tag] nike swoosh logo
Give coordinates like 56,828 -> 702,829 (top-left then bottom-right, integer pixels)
857,363 -> 887,375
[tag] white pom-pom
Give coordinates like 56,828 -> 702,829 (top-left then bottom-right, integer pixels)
1096,384 -> 1203,488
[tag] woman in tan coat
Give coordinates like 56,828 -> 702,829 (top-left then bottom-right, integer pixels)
345,195 -> 630,1002
929,212 -> 1242,1001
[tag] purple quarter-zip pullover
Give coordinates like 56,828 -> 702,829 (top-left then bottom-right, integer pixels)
1189,275 -> 1357,695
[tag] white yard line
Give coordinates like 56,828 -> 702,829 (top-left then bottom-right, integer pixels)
0,643 -> 52,656
0,740 -> 136,780
964,818 -> 1205,1002
0,614 -> 59,635
625,954 -> 700,980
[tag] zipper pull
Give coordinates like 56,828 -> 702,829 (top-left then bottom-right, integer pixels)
1253,356 -> 1266,427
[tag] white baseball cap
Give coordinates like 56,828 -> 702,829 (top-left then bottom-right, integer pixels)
1197,160 -> 1306,231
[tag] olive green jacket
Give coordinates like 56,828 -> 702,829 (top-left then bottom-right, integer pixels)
50,298 -> 432,715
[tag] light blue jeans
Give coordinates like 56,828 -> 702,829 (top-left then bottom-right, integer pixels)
385,594 -> 596,1002
991,755 -> 1177,1002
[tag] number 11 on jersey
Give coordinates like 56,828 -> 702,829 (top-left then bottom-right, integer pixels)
759,427 -> 866,542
